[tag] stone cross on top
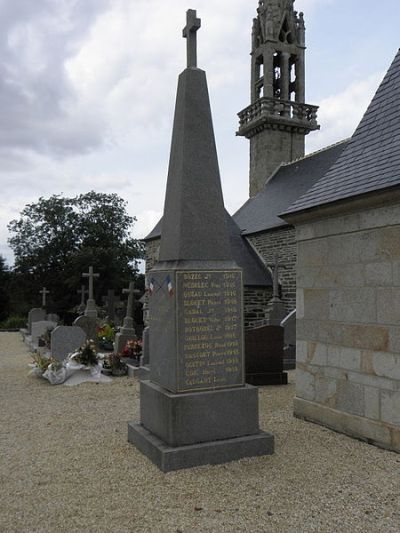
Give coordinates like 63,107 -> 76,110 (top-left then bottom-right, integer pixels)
39,287 -> 50,308
82,266 -> 99,300
123,281 -> 138,320
268,255 -> 285,300
183,9 -> 201,68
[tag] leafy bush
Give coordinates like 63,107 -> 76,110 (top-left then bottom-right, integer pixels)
0,316 -> 26,329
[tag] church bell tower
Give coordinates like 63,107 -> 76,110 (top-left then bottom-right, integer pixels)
237,0 -> 319,197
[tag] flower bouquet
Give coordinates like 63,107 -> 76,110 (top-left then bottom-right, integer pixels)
121,339 -> 143,362
97,323 -> 115,351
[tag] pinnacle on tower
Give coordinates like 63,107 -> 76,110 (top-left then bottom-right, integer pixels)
238,0 -> 319,197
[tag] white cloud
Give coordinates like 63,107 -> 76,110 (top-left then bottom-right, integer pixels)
307,72 -> 384,153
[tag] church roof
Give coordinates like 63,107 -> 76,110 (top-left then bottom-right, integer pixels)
233,140 -> 349,235
283,49 -> 400,216
144,212 -> 272,287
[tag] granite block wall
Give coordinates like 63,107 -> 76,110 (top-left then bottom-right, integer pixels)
294,201 -> 400,453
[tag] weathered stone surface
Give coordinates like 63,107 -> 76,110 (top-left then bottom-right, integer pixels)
336,382 -> 364,417
27,308 -> 46,334
329,288 -> 376,324
372,352 -> 400,380
364,386 -> 380,421
51,326 -> 86,361
381,391 -> 400,426
73,315 -> 97,343
296,368 -> 315,401
377,288 -> 400,324
294,398 -> 394,452
31,320 -> 57,344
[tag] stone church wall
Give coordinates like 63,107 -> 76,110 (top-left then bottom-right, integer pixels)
145,237 -> 272,329
248,225 -> 297,313
293,201 -> 400,453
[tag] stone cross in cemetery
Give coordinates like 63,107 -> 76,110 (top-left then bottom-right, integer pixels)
39,287 -> 50,309
267,255 -> 287,326
128,10 -> 274,472
77,285 -> 88,314
82,266 -> 99,318
268,255 -> 285,301
114,281 -> 137,354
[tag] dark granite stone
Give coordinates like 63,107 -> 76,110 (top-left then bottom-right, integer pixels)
140,380 -> 259,447
245,325 -> 288,386
159,67 -> 231,263
128,422 -> 274,473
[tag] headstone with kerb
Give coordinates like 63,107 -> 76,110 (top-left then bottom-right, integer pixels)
128,10 -> 274,472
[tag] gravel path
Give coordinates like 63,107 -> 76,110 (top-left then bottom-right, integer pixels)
1,332 -> 399,533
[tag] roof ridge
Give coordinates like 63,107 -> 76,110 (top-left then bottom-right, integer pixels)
281,138 -> 351,167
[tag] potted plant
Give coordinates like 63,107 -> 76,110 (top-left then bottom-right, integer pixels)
102,353 -> 127,376
121,339 -> 143,363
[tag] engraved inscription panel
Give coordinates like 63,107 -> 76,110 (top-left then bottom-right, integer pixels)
176,271 -> 244,392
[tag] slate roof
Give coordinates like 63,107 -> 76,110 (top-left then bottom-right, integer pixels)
144,212 -> 272,287
233,140 -> 349,235
284,49 -> 400,215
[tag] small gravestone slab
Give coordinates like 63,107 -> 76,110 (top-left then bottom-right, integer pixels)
31,320 -> 58,345
28,308 -> 46,334
73,315 -> 98,343
51,326 -> 86,361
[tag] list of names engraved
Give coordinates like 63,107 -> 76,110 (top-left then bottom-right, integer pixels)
176,271 -> 244,391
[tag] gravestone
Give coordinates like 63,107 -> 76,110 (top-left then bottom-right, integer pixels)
31,320 -> 57,346
51,326 -> 86,361
103,289 -> 121,323
281,309 -> 296,370
114,282 -> 137,354
245,325 -> 288,385
73,315 -> 97,343
47,313 -> 59,323
128,10 -> 274,472
28,308 -> 46,334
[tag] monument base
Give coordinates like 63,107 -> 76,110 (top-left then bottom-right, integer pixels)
115,330 -> 136,354
246,372 -> 288,386
128,422 -> 274,472
128,380 -> 274,471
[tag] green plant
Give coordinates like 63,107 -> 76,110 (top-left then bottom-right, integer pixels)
0,315 -> 26,329
74,340 -> 99,366
31,353 -> 54,373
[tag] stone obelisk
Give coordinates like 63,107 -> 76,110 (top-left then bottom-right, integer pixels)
128,9 -> 274,472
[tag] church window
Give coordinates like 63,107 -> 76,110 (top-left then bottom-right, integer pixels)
289,55 -> 297,100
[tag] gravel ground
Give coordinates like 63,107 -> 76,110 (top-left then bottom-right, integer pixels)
0,332 -> 399,533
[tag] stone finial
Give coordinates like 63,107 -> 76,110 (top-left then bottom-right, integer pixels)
183,9 -> 201,68
39,287 -> 50,308
267,255 -> 286,300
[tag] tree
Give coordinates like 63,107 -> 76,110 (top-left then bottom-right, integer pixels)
0,255 -> 10,322
8,192 -> 145,317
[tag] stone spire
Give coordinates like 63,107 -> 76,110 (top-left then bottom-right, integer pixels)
159,10 -> 231,263
238,0 -> 319,197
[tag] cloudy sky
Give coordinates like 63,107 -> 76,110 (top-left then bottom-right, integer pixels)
1,0 -> 399,267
